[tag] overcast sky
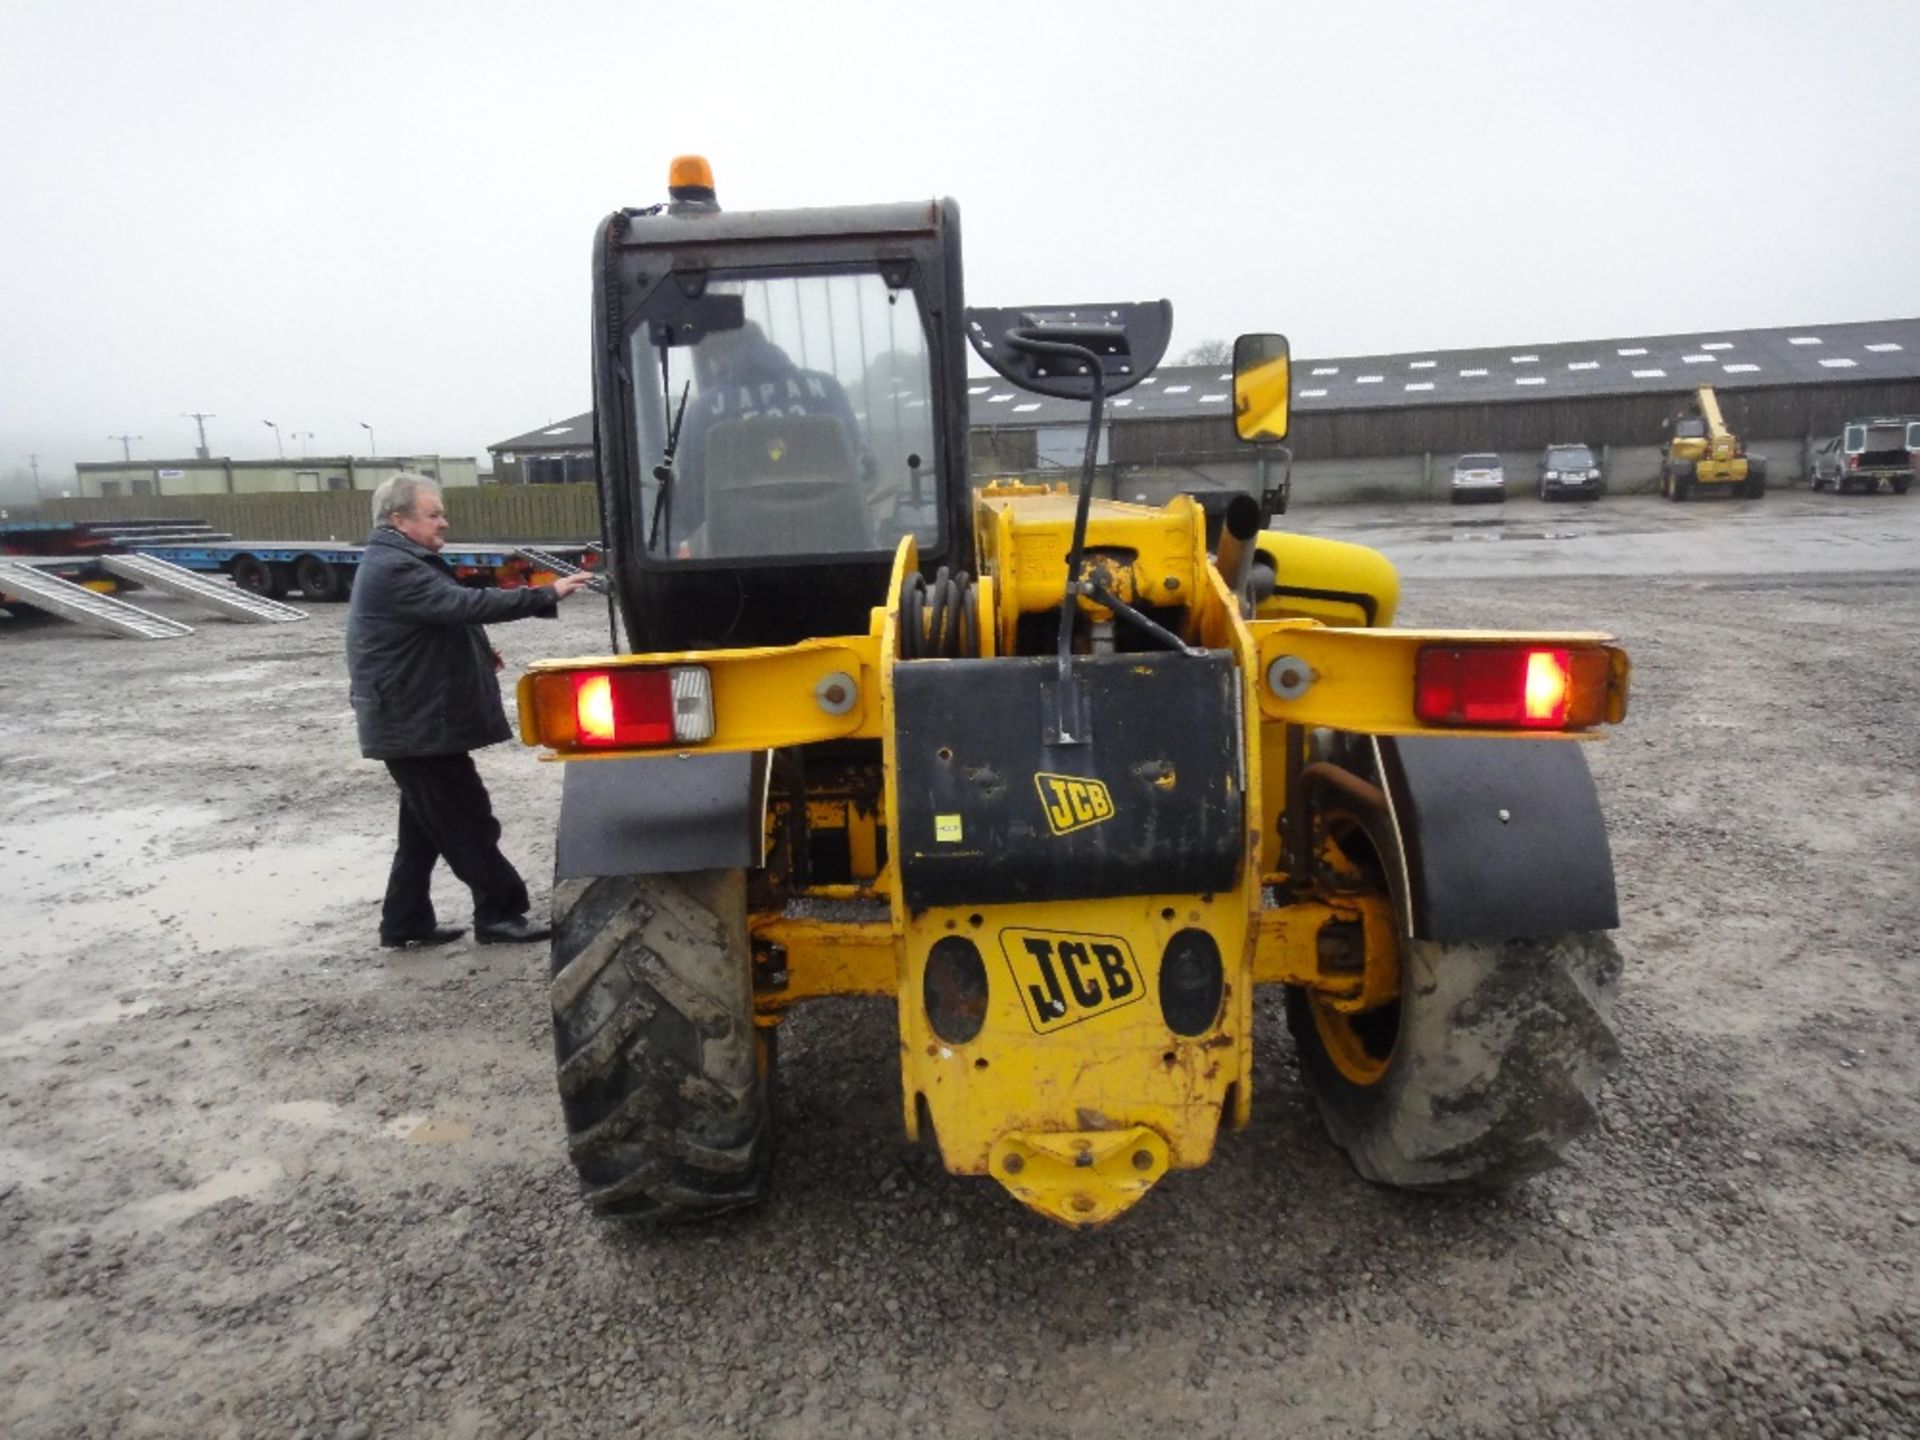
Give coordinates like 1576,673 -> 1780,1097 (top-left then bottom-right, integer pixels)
4,0 -> 1917,501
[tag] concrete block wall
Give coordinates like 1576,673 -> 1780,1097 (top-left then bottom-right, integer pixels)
1099,438 -> 1819,507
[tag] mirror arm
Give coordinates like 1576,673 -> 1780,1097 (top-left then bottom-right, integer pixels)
1002,329 -> 1107,681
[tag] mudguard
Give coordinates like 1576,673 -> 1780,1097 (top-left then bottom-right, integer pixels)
555,752 -> 770,880
1374,735 -> 1618,944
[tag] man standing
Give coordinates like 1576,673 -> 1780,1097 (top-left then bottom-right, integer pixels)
347,473 -> 592,949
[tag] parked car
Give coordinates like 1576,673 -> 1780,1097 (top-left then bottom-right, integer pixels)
1539,443 -> 1602,501
1449,452 -> 1506,504
1810,418 -> 1918,495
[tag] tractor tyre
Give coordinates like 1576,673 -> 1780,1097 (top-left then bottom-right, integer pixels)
1670,461 -> 1695,501
1287,806 -> 1620,1191
1744,458 -> 1768,500
1893,476 -> 1911,496
548,869 -> 773,1221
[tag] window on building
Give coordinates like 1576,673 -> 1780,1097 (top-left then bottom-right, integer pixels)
131,479 -> 153,496
327,475 -> 350,492
101,480 -> 123,497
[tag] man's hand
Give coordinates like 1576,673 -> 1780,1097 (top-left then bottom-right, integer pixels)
552,573 -> 595,600
491,646 -> 505,673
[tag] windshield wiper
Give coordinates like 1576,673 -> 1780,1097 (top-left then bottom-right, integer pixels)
647,378 -> 692,553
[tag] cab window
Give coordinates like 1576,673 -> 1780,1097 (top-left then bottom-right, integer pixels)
632,270 -> 939,561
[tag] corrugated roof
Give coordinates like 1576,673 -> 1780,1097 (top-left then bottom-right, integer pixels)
491,417 -> 593,453
970,317 -> 1920,427
491,317 -> 1920,448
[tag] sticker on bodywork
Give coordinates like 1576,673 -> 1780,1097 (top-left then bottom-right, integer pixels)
1000,927 -> 1144,1032
1034,772 -> 1114,836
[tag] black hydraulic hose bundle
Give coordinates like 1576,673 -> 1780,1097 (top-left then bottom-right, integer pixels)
900,565 -> 979,659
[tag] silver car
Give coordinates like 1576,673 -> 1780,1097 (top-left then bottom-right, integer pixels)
1450,452 -> 1506,504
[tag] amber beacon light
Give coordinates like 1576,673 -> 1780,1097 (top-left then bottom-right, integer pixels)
668,154 -> 716,202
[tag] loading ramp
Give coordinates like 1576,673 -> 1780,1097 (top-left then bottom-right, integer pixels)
100,554 -> 307,623
0,559 -> 194,639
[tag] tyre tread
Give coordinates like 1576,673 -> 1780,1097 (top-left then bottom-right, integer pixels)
549,870 -> 772,1222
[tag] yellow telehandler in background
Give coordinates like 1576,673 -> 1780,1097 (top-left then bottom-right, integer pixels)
519,158 -> 1632,1229
1661,385 -> 1767,500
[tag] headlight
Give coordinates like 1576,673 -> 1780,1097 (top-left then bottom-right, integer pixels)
1545,470 -> 1560,480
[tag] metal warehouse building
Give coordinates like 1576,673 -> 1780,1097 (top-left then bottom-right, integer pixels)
493,317 -> 1920,503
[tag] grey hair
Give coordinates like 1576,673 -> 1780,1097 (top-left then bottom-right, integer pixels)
372,472 -> 442,526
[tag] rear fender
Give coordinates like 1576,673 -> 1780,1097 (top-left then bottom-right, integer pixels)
554,752 -> 770,880
1373,735 -> 1617,943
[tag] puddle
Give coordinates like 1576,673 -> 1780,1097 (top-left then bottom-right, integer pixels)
0,781 -> 75,815
0,1146 -> 59,1190
1435,525 -> 1582,543
0,805 -> 216,904
0,996 -> 155,1054
178,664 -> 280,687
122,1157 -> 282,1225
384,1114 -> 474,1145
311,1302 -> 379,1350
0,803 -> 382,954
267,1099 -> 352,1130
150,842 -> 386,949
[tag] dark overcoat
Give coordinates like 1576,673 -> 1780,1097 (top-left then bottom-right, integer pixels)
345,527 -> 558,759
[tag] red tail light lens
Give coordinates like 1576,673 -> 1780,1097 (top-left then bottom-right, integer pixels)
575,670 -> 674,746
1416,646 -> 1579,729
526,664 -> 715,751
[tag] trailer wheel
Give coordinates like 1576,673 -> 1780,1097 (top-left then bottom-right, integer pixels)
549,869 -> 772,1221
294,554 -> 341,601
231,555 -> 286,598
1894,476 -> 1911,496
1288,809 -> 1620,1191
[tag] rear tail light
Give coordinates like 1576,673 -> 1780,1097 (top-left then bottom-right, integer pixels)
534,665 -> 714,749
1415,645 -> 1611,730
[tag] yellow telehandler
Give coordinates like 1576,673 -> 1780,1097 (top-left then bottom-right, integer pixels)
519,158 -> 1632,1228
1661,385 -> 1766,500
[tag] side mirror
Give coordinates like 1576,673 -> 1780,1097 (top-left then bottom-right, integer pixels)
1232,333 -> 1290,443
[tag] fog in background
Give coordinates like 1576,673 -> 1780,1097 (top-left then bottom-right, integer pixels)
4,0 -> 1917,504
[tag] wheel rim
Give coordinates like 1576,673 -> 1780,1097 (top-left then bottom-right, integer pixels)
1308,809 -> 1403,1087
1308,992 -> 1399,1086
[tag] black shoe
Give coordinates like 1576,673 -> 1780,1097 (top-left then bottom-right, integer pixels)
474,914 -> 552,946
380,925 -> 467,951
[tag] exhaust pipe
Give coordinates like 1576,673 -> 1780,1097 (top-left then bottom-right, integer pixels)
1213,493 -> 1262,615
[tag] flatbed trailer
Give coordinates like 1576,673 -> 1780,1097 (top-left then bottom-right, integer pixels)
2,520 -> 600,609
127,538 -> 600,601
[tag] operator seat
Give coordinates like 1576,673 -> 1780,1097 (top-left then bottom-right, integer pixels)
703,415 -> 874,556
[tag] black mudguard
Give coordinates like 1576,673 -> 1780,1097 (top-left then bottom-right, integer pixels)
1374,735 -> 1618,944
555,752 -> 769,880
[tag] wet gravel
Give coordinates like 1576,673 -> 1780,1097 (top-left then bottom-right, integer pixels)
2,554 -> 1917,1438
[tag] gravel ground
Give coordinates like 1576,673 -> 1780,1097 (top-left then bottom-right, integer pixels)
2,554 -> 1917,1439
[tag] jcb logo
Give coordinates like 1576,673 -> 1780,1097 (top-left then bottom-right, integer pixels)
1000,928 -> 1144,1032
1035,772 -> 1114,836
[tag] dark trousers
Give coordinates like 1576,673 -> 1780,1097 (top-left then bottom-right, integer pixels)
380,753 -> 530,941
